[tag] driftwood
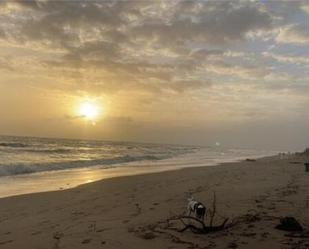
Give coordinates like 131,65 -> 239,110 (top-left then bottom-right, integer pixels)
167,192 -> 229,234
209,192 -> 216,227
167,209 -> 269,235
170,215 -> 229,234
166,194 -> 272,235
227,209 -> 262,227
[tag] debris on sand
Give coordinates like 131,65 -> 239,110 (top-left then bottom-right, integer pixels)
275,217 -> 303,232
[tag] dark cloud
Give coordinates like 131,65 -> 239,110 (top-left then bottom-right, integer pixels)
0,0 -> 307,97
2,1 -> 274,52
132,1 -> 272,45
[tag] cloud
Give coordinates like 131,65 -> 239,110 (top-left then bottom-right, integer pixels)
263,51 -> 309,65
0,57 -> 13,71
0,1 -> 274,51
130,1 -> 273,45
300,2 -> 309,14
276,24 -> 309,44
0,0 -> 306,99
0,0 -> 309,150
204,61 -> 268,80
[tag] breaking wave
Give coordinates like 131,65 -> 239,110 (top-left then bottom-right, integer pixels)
0,136 -> 198,177
0,142 -> 28,148
0,154 -> 164,176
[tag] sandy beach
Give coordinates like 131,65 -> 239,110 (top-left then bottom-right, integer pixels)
1,1 -> 309,248
0,154 -> 308,249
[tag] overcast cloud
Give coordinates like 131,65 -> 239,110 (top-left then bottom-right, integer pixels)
0,0 -> 308,150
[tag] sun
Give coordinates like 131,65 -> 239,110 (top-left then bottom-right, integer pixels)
79,101 -> 98,120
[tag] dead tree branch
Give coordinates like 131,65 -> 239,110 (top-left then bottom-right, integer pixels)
168,215 -> 228,234
209,191 -> 217,227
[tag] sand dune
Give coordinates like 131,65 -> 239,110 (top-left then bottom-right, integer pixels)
0,155 -> 308,249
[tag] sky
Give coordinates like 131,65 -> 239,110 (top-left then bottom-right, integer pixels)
0,0 -> 308,150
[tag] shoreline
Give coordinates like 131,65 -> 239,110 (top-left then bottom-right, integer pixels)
0,149 -> 275,198
0,153 -> 308,248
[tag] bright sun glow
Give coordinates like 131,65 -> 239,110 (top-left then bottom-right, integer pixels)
79,101 -> 98,120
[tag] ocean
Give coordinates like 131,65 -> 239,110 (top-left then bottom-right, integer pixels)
0,135 -> 275,197
0,135 -> 198,177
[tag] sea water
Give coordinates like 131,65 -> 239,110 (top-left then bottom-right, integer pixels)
0,135 -> 198,176
0,135 -> 275,197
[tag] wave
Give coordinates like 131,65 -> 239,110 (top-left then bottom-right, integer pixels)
0,135 -> 200,177
0,142 -> 28,148
24,148 -> 73,154
0,154 -> 163,177
0,144 -> 73,154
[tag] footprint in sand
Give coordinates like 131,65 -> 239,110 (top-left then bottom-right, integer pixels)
261,232 -> 270,238
0,240 -> 13,245
240,232 -> 256,237
81,238 -> 92,244
31,231 -> 42,235
131,203 -> 141,217
240,241 -> 248,245
227,241 -> 238,248
149,202 -> 159,210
